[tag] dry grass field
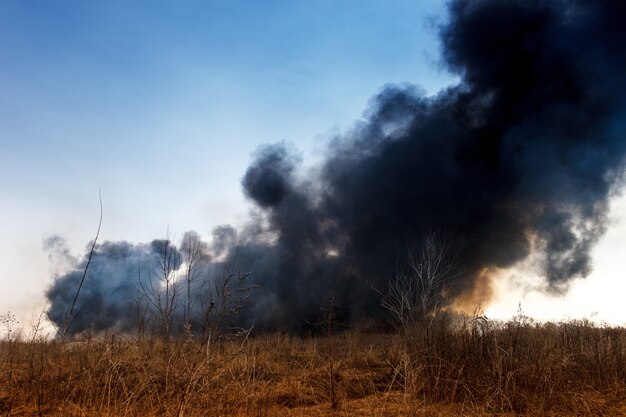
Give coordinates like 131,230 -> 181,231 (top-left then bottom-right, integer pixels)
2,316 -> 626,416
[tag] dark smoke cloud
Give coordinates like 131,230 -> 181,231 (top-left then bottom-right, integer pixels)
242,143 -> 300,208
47,0 -> 626,333
46,235 -> 236,335
47,241 -> 155,332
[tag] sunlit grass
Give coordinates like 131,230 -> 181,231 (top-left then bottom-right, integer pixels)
1,315 -> 625,416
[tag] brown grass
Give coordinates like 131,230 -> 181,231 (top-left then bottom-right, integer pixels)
2,316 -> 626,416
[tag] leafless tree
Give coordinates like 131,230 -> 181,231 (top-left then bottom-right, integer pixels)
376,231 -> 462,334
134,234 -> 257,346
180,232 -> 209,338
138,235 -> 182,342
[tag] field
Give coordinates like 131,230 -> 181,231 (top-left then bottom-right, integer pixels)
2,316 -> 626,416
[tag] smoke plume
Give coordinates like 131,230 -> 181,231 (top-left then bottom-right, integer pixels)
47,0 -> 626,333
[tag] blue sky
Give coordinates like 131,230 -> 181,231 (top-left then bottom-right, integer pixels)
2,0 -> 625,331
1,0 -> 452,232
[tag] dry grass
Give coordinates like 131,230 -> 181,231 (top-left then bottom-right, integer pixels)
2,317 -> 626,416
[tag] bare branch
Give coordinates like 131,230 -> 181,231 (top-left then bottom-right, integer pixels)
62,189 -> 103,338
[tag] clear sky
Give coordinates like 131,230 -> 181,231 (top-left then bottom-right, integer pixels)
1,0 -> 625,332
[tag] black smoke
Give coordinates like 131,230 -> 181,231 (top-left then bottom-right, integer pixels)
47,0 -> 626,333
46,232 -> 241,335
47,240 -> 157,333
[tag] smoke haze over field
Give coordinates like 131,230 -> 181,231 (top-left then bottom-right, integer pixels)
47,0 -> 626,333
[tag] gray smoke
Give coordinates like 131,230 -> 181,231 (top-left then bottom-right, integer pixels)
47,0 -> 626,333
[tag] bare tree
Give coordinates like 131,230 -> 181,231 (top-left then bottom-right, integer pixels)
180,232 -> 209,338
377,231 -> 462,334
138,235 -> 182,342
134,234 -> 257,345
